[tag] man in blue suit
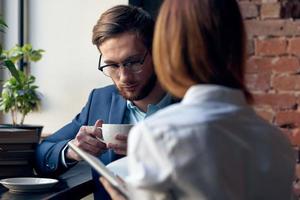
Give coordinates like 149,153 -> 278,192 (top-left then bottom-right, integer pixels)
35,5 -> 174,200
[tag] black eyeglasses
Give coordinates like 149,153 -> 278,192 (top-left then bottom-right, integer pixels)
98,51 -> 148,78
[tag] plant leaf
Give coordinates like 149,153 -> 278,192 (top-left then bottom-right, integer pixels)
22,44 -> 32,52
3,60 -> 21,83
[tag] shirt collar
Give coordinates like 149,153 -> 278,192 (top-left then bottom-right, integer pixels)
126,93 -> 173,115
183,84 -> 247,106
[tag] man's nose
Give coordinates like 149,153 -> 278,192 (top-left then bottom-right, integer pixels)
119,66 -> 133,81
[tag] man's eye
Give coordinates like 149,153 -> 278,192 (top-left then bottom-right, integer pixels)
107,64 -> 119,68
124,61 -> 139,67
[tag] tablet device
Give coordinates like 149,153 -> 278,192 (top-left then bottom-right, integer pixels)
68,142 -> 129,198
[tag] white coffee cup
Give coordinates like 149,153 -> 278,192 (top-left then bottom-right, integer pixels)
98,124 -> 133,145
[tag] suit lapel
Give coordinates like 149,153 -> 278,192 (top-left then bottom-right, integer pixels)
108,92 -> 127,124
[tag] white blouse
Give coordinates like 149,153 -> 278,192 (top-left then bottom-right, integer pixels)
125,84 -> 295,200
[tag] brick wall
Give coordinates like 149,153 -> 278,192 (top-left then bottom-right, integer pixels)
239,0 -> 300,196
239,0 -> 300,145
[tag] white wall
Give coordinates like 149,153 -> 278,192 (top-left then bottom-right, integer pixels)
2,0 -> 20,123
3,1 -> 19,49
3,0 -> 128,133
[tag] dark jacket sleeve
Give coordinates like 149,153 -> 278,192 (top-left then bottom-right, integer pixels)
34,89 -> 96,176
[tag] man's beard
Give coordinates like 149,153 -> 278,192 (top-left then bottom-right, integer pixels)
118,73 -> 157,101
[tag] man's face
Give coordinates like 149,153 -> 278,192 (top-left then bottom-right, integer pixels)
99,32 -> 156,101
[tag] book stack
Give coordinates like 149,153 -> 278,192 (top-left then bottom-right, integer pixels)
0,128 -> 40,178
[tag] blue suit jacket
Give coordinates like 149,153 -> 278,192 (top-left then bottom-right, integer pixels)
35,85 -> 127,199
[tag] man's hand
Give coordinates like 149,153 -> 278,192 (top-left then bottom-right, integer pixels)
99,177 -> 127,200
107,134 -> 128,155
66,120 -> 107,161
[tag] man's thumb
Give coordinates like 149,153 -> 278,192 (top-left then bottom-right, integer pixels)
94,119 -> 103,127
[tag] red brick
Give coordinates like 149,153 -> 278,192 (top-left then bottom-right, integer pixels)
290,128 -> 300,146
279,129 -> 296,147
247,57 -> 276,73
245,20 -> 285,38
255,38 -> 287,56
246,74 -> 257,90
288,37 -> 300,56
273,75 -> 300,91
255,109 -> 274,122
276,111 -> 300,125
246,57 -> 258,74
246,56 -> 300,74
239,2 -> 259,19
245,73 -> 271,91
246,57 -> 272,73
284,20 -> 300,36
261,3 -> 281,19
254,93 -> 297,110
245,20 -> 300,38
272,56 -> 300,73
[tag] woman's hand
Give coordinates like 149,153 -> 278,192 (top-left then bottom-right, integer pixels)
99,177 -> 127,200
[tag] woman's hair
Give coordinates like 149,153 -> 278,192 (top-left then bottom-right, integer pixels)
92,5 -> 154,50
153,0 -> 252,102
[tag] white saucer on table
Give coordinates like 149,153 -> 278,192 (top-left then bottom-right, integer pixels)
0,177 -> 58,193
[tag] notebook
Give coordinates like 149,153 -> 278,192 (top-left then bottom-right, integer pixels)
68,142 -> 129,198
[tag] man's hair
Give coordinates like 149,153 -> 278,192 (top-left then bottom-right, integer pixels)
153,0 -> 252,102
92,5 -> 154,50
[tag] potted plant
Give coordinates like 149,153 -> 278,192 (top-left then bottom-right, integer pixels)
0,18 -> 45,178
0,17 -> 44,134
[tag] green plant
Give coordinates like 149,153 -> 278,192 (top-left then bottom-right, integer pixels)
0,18 -> 44,125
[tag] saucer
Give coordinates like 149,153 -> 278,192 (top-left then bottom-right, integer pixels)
0,177 -> 58,193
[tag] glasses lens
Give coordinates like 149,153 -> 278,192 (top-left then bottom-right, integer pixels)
102,67 -> 110,77
102,66 -> 117,77
123,51 -> 147,73
99,51 -> 147,77
128,62 -> 143,73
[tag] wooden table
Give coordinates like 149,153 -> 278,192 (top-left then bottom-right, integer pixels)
0,161 -> 94,200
